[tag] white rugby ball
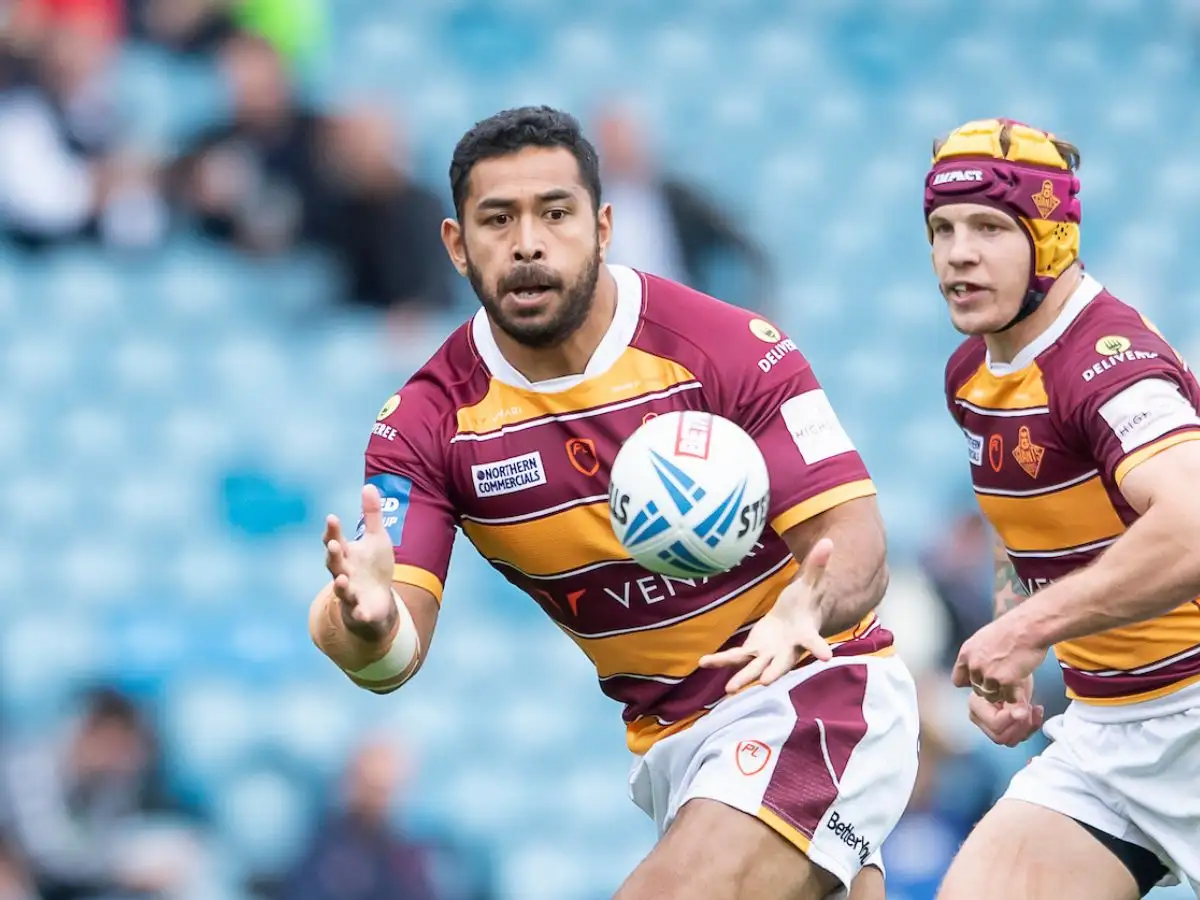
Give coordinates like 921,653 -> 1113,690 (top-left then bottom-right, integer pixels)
608,410 -> 771,577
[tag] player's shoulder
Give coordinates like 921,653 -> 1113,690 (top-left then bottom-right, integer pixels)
1044,279 -> 1187,403
632,270 -> 802,376
944,336 -> 987,398
371,319 -> 490,447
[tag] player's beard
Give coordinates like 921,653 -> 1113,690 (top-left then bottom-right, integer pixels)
467,244 -> 602,349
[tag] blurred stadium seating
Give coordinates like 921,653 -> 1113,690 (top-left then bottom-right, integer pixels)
4,1 -> 1200,897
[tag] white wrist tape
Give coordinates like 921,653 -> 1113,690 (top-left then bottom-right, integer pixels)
347,589 -> 421,685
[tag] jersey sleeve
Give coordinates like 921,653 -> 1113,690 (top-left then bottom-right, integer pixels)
362,387 -> 457,603
713,316 -> 875,536
1057,331 -> 1200,486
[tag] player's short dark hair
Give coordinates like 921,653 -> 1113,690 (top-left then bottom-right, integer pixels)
449,106 -> 602,218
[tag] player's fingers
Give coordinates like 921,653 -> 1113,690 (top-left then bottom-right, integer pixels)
758,648 -> 798,686
1032,704 -> 1046,730
799,538 -> 834,586
968,704 -> 1010,745
332,573 -> 355,606
325,539 -> 348,579
698,648 -> 755,669
794,622 -> 834,663
725,654 -> 771,695
967,693 -> 1009,728
361,484 -> 385,535
950,656 -> 972,689
325,514 -> 346,549
322,514 -> 340,545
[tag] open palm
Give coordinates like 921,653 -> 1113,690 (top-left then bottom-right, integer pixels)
323,484 -> 397,640
699,538 -> 836,694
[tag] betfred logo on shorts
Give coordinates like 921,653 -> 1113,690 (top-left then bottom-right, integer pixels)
826,812 -> 872,865
674,411 -> 713,459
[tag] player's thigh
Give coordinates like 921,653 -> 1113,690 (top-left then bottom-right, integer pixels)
937,799 -> 1141,900
614,797 -> 839,900
845,863 -> 884,900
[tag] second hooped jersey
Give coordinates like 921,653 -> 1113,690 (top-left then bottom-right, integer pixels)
946,274 -> 1200,706
365,265 -> 892,754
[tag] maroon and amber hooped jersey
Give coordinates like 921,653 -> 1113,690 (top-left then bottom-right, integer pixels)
946,274 -> 1200,705
365,265 -> 892,753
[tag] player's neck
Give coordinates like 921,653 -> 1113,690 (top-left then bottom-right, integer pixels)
494,267 -> 619,384
984,266 -> 1084,365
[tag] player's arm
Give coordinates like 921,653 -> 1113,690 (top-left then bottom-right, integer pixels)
777,494 -> 888,638
310,389 -> 457,694
992,531 -> 1027,618
309,484 -> 441,694
699,315 -> 884,688
955,369 -> 1200,697
1011,437 -> 1200,646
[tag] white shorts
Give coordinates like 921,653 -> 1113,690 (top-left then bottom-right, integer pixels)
1003,683 -> 1200,893
627,654 -> 920,896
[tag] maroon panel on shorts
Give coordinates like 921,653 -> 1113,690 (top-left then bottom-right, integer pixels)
761,665 -> 870,841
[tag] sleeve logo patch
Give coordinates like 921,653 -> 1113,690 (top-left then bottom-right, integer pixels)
1097,377 -> 1200,454
779,390 -> 856,464
362,473 -> 412,545
377,394 -> 401,421
749,318 -> 782,343
1095,335 -> 1131,356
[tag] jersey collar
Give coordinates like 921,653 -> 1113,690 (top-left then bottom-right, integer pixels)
472,263 -> 643,393
987,272 -> 1104,375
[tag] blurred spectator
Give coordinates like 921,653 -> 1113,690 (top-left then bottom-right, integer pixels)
125,0 -> 239,58
0,688 -> 215,900
0,0 -> 166,250
170,32 -> 322,255
233,0 -> 327,67
279,739 -> 448,900
917,507 -> 994,671
592,103 -> 773,310
0,840 -> 41,900
313,103 -> 455,315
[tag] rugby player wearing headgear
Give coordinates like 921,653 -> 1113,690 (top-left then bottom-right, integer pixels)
309,106 -> 920,900
928,118 -> 1200,899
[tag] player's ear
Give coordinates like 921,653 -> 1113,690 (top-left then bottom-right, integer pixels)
440,218 -> 469,277
596,202 -> 613,260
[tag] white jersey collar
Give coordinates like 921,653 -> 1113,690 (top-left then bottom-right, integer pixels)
986,273 -> 1104,375
472,263 -> 643,393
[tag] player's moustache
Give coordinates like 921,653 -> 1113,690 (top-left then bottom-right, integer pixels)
499,264 -> 563,294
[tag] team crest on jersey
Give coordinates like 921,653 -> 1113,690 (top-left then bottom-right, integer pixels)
748,318 -> 782,343
565,437 -> 600,476
1011,426 -> 1045,479
1031,180 -> 1060,218
988,434 -> 1004,472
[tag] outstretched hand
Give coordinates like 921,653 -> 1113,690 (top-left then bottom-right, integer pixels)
323,485 -> 398,641
699,538 -> 836,694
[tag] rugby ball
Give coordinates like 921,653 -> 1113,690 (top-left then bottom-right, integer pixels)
608,410 -> 771,577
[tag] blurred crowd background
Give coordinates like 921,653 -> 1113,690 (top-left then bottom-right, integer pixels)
1,0 -> 1198,898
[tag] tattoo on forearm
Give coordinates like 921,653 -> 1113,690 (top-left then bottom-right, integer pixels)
994,560 -> 1027,618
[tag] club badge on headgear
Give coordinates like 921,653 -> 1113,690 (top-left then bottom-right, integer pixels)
924,118 -> 1082,332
